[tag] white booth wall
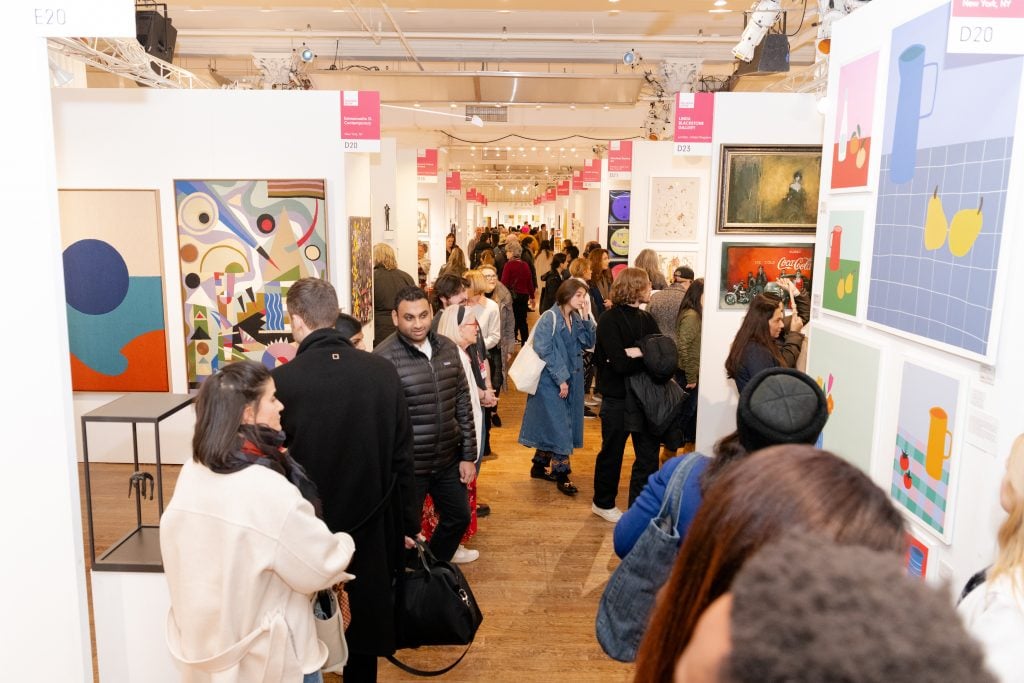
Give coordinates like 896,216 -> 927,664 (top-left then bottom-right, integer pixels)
808,0 -> 1024,591
51,88 -> 368,463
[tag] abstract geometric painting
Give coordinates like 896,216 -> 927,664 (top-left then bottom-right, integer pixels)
59,190 -> 169,392
350,216 -> 372,324
174,179 -> 328,388
868,4 -> 1021,360
904,531 -> 930,581
889,361 -> 961,542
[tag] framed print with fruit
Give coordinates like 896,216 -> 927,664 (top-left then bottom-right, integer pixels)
805,325 -> 880,475
717,145 -> 822,234
867,4 -> 1020,361
889,360 -> 964,544
831,52 -> 879,191
822,209 -> 866,319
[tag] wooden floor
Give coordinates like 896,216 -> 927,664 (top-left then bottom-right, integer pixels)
81,359 -> 637,682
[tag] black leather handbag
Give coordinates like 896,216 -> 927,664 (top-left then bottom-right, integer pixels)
387,540 -> 483,676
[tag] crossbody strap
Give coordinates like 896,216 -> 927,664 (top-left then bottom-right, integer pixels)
347,473 -> 397,534
654,454 -> 702,527
385,646 -> 473,677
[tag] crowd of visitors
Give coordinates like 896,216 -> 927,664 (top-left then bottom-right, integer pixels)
159,224 -> 1022,683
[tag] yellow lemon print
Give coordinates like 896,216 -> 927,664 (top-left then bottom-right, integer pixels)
845,272 -> 854,295
836,278 -> 845,300
949,197 -> 984,257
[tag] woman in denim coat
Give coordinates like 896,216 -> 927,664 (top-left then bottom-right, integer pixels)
518,279 -> 596,496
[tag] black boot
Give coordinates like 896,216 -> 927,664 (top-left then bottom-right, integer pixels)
555,472 -> 579,497
530,462 -> 556,481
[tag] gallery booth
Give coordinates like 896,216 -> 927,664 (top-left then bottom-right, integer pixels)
5,0 -> 1024,679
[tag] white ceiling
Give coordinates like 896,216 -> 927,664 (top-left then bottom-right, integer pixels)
147,0 -> 822,201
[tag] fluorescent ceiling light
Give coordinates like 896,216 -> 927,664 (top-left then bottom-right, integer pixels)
709,8 -> 733,12
714,0 -> 728,5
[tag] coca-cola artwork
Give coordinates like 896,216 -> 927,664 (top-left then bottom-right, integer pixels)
718,242 -> 815,309
717,145 -> 822,234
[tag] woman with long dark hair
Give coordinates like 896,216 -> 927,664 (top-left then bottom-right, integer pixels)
632,446 -> 905,683
724,289 -> 804,393
519,279 -> 596,496
161,361 -> 356,683
588,248 -> 613,312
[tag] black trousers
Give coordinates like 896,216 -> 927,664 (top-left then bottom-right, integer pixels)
413,459 -> 471,561
342,651 -> 378,683
592,396 -> 661,510
512,293 -> 530,344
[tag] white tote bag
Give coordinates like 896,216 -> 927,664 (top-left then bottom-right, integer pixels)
508,311 -> 555,395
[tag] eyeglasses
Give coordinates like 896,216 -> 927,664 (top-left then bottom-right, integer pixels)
483,273 -> 497,279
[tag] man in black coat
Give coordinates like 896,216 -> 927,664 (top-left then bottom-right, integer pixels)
272,278 -> 419,683
375,286 -> 477,563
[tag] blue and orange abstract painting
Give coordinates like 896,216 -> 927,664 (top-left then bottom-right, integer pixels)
59,190 -> 169,392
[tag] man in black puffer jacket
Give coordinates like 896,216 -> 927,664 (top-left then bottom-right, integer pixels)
375,286 -> 477,563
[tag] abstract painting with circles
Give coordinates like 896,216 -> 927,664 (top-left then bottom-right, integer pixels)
59,189 -> 169,392
174,179 -> 329,388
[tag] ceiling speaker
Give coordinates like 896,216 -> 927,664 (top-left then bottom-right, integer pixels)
734,33 -> 790,76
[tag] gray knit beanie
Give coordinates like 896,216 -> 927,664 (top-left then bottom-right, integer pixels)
736,368 -> 828,452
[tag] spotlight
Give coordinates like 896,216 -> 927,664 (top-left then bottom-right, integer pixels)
732,0 -> 782,62
300,44 -> 314,62
622,49 -> 639,66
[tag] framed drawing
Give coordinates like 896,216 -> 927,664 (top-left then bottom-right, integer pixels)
717,145 -> 822,234
718,241 -> 814,310
648,177 -> 700,242
657,251 -> 699,285
417,198 -> 429,236
174,179 -> 328,388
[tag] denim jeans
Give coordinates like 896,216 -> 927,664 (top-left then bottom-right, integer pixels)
413,459 -> 471,561
303,671 -> 323,683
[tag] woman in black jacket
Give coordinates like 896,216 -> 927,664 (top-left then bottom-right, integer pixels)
724,286 -> 804,394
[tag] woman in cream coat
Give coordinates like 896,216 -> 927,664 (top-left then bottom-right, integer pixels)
959,432 -> 1024,683
161,361 -> 356,683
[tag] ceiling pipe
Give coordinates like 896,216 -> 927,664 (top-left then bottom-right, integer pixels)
347,1 -> 381,45
176,28 -> 738,44
379,1 -> 425,72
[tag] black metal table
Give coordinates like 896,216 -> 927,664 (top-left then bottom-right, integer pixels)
81,393 -> 194,572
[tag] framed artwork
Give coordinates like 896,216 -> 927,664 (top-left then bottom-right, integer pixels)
830,52 -> 880,191
904,531 -> 931,581
717,145 -> 822,234
648,177 -> 700,242
821,208 -> 866,319
889,360 -> 964,543
718,242 -> 814,310
417,198 -> 429,236
608,190 -> 631,225
657,251 -> 699,285
59,189 -> 169,392
805,326 -> 881,474
350,216 -> 373,324
174,179 -> 328,388
607,225 -> 630,258
867,4 -> 1019,361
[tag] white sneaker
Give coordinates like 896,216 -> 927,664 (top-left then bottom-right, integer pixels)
584,396 -> 599,407
451,545 -> 480,564
591,503 -> 623,523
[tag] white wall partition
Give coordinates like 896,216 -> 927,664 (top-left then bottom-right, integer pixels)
811,0 -> 1024,592
695,92 -> 824,452
52,88 -> 357,462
